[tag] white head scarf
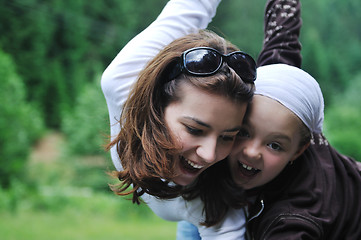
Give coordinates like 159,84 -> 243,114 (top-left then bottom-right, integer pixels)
255,64 -> 324,133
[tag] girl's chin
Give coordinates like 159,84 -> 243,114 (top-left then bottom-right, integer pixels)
232,171 -> 258,189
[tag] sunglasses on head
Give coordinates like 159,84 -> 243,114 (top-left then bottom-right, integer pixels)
166,47 -> 257,83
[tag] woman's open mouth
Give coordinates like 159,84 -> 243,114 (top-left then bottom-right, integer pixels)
179,156 -> 204,173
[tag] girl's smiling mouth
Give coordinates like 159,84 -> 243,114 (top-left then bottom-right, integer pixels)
237,161 -> 261,178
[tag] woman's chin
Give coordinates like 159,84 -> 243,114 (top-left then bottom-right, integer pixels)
172,174 -> 197,186
171,156 -> 205,185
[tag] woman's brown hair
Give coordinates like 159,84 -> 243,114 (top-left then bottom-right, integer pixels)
107,29 -> 255,203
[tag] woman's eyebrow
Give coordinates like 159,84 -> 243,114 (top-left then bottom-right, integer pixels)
184,117 -> 241,132
224,127 -> 242,133
184,116 -> 211,128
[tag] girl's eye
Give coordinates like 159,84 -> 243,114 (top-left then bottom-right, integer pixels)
185,125 -> 202,135
268,142 -> 283,151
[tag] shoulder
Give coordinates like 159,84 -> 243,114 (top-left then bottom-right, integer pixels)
254,212 -> 323,240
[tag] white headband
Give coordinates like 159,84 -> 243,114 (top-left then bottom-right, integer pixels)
255,64 -> 324,133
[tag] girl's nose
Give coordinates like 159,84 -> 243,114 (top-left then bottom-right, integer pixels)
242,142 -> 261,160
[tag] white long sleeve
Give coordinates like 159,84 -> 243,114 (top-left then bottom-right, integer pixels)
142,194 -> 246,239
101,0 -> 246,239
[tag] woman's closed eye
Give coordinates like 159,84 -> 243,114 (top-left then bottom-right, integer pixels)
185,125 -> 203,135
184,125 -> 236,142
220,134 -> 236,142
237,128 -> 250,138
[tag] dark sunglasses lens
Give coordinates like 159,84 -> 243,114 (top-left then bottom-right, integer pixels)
185,49 -> 221,75
228,53 -> 256,82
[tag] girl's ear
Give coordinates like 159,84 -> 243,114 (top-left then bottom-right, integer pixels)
291,142 -> 310,162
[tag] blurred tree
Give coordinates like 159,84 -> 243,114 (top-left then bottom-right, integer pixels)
0,49 -> 45,188
210,0 -> 264,57
0,0 -> 166,128
62,77 -> 109,156
301,0 -> 361,104
324,73 -> 361,161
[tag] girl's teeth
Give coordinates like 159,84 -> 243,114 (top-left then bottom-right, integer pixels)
242,163 -> 256,171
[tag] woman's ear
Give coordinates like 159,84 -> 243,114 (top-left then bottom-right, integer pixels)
291,142 -> 310,162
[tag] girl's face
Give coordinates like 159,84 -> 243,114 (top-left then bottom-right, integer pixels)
164,82 -> 247,186
229,95 -> 307,190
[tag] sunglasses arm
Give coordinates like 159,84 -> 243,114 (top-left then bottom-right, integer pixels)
165,57 -> 184,82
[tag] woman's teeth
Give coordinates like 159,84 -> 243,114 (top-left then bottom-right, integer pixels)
186,159 -> 203,169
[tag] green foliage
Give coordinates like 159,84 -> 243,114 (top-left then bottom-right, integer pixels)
61,77 -> 109,156
323,73 -> 361,161
210,0 -> 264,57
0,49 -> 45,188
301,0 -> 361,104
0,0 -> 167,128
0,0 -> 359,130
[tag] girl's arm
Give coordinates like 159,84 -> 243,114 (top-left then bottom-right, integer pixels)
257,0 -> 302,67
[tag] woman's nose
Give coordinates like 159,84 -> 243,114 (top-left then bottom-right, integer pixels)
196,138 -> 217,163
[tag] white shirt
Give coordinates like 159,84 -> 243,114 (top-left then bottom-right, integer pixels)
101,0 -> 246,239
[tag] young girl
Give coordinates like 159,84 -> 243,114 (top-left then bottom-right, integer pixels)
193,63 -> 361,239
246,65 -> 361,239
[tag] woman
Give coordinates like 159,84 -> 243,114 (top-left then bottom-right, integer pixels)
101,0 -> 256,203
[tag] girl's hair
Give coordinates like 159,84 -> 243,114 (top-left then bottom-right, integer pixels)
298,121 -> 312,147
107,29 -> 255,203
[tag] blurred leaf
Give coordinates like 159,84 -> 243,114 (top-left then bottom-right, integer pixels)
61,76 -> 109,156
324,73 -> 361,161
0,49 -> 45,188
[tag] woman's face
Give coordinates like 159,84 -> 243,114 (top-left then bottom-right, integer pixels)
228,95 -> 307,190
164,82 -> 247,186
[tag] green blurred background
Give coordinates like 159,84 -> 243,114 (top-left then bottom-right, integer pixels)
0,0 -> 360,239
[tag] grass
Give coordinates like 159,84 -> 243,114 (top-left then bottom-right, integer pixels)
0,208 -> 176,240
0,133 -> 177,240
0,187 -> 177,240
